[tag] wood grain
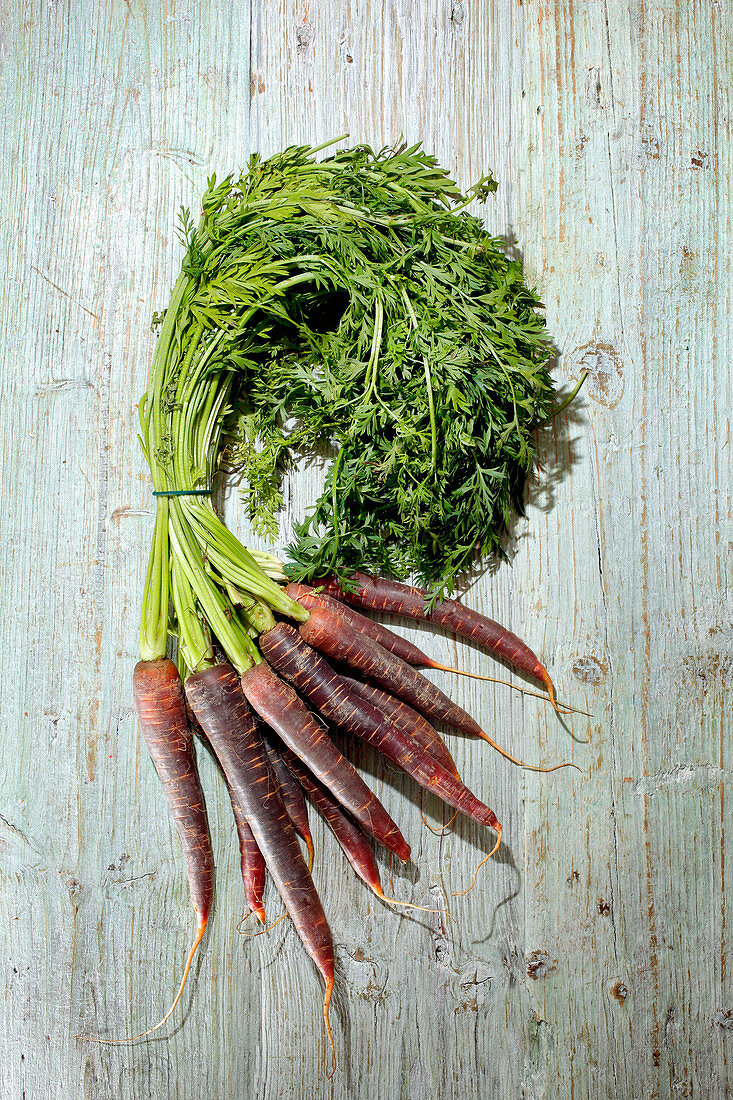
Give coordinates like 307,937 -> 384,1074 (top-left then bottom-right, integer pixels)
1,1 -> 730,1096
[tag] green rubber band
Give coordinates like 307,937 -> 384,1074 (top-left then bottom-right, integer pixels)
152,488 -> 212,497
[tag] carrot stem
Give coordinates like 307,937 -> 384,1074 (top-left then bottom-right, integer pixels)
139,500 -> 170,661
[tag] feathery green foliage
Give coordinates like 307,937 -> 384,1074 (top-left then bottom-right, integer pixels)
141,140 -> 562,649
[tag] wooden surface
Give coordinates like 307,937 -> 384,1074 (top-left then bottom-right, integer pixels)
2,2 -> 730,1097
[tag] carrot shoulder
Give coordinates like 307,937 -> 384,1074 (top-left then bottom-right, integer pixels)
285,582 -> 431,667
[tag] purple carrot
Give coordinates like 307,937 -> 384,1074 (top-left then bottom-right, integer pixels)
259,624 -> 502,838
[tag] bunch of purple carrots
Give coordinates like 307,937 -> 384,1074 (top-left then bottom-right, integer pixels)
87,144 -> 584,1070
125,569 -> 578,1068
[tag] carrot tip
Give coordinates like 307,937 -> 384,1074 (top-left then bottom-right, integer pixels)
541,669 -> 564,715
324,976 -> 337,1078
305,835 -> 315,873
236,909 -> 267,932
476,729 -> 576,773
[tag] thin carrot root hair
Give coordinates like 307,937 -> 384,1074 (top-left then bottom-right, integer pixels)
544,672 -> 559,713
324,976 -> 336,1079
554,700 -> 594,718
370,882 -> 455,922
452,824 -> 503,897
420,809 -> 459,836
419,789 -> 459,835
431,662 -> 554,700
237,912 -> 287,937
475,727 -> 580,773
432,662 -> 589,716
77,916 -> 207,1045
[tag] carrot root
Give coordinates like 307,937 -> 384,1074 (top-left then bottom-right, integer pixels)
421,804 -> 459,836
78,915 -> 207,1044
474,727 -> 580,773
428,662 -> 586,715
452,823 -> 503,897
238,912 -> 288,937
324,976 -> 336,1078
370,881 -> 454,920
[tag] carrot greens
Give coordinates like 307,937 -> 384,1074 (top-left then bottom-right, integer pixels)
143,140 -> 562,608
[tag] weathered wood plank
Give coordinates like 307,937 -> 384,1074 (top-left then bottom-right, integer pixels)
0,1 -> 730,1097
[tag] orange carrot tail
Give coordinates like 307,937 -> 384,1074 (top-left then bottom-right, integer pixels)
235,906 -> 267,930
538,667 -> 562,714
475,727 -> 579,773
324,976 -> 336,1078
305,835 -> 315,873
238,912 -> 287,938
78,914 -> 207,1045
369,881 -> 452,918
452,824 -> 503,897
